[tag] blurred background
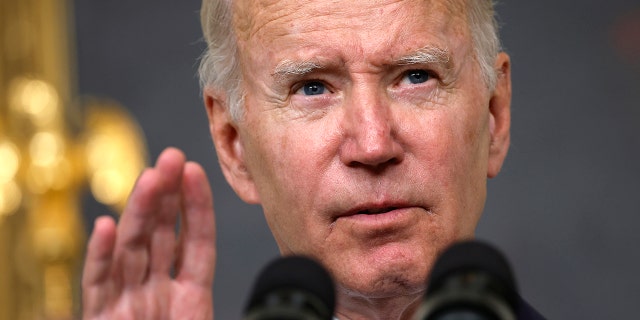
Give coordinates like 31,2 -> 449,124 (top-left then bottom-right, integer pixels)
1,0 -> 638,319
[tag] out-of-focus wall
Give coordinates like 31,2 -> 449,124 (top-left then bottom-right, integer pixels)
74,1 -> 640,319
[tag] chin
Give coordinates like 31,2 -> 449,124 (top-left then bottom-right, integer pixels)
338,272 -> 427,301
335,250 -> 431,299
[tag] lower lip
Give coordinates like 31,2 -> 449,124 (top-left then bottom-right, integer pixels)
336,207 -> 418,230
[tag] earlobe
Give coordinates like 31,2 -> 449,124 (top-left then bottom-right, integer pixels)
203,87 -> 261,203
486,52 -> 512,178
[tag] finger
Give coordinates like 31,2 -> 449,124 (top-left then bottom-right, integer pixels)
82,216 -> 117,315
176,161 -> 216,287
148,148 -> 187,276
112,147 -> 185,286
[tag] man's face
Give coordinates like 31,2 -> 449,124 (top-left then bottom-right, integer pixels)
208,0 -> 510,300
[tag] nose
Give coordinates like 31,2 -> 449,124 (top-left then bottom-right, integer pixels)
339,85 -> 404,170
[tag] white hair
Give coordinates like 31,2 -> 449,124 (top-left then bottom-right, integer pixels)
198,0 -> 501,122
467,0 -> 501,92
199,0 -> 244,121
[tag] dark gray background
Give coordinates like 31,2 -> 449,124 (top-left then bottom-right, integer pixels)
74,1 -> 640,319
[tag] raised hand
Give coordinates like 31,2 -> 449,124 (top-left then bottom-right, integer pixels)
82,148 -> 216,319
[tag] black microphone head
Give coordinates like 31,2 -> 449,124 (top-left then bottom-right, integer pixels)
244,255 -> 336,320
419,240 -> 518,320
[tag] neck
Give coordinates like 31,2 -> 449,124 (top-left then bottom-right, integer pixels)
334,289 -> 424,320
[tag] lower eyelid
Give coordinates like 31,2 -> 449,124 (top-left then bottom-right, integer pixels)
290,94 -> 340,110
389,80 -> 438,97
395,78 -> 434,89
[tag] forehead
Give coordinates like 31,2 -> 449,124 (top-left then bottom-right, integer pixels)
233,0 -> 466,27
232,0 -> 470,56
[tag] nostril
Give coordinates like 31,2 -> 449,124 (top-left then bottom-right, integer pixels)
347,155 -> 401,172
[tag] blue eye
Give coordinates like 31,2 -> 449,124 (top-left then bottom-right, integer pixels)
405,70 -> 430,84
302,81 -> 326,95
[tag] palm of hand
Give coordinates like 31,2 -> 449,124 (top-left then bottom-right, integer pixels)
82,148 -> 216,320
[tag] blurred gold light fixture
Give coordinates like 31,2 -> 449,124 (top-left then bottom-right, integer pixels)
84,103 -> 147,211
0,0 -> 148,319
0,139 -> 21,217
9,77 -> 60,127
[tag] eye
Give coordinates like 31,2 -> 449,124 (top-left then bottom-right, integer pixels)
403,69 -> 431,84
298,81 -> 326,95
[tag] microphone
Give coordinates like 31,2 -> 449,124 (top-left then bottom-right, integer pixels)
414,240 -> 518,320
243,255 -> 336,320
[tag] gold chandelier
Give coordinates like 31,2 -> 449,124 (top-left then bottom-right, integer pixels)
0,0 -> 147,319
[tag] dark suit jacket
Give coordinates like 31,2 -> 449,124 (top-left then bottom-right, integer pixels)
518,297 -> 546,320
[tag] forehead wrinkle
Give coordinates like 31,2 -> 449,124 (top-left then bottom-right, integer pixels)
235,0 -> 430,43
233,0 -> 296,42
237,0 -> 472,83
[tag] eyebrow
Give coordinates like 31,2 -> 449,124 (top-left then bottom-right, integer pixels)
394,46 -> 452,70
273,60 -> 322,78
271,45 -> 453,83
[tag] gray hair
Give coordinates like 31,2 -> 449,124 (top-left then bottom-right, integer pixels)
467,0 -> 501,92
198,0 -> 501,122
199,0 -> 244,121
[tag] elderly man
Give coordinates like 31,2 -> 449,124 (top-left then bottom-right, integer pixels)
82,0 -> 542,319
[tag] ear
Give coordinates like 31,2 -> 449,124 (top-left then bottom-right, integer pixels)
203,87 -> 261,203
486,52 -> 511,178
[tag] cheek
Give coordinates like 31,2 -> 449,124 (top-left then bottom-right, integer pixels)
242,118 -> 335,247
411,109 -> 488,221
266,125 -> 329,192
409,112 -> 470,179
447,111 -> 490,232
430,103 -> 489,175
